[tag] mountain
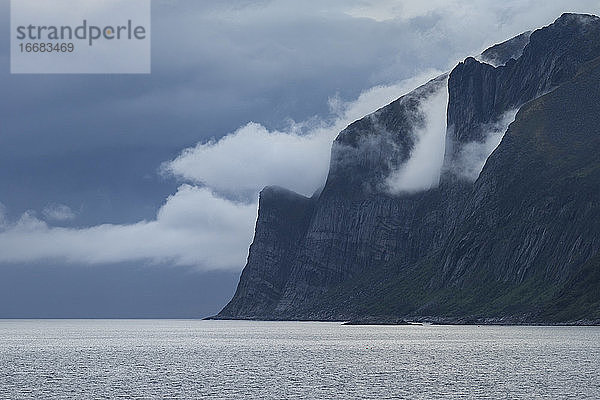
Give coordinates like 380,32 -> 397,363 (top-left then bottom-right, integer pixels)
215,13 -> 600,324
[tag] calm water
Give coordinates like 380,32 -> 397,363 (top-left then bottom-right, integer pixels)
0,320 -> 599,399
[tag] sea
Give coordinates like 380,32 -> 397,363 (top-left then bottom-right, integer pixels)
0,320 -> 599,399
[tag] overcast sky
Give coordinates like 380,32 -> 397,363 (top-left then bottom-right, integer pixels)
1,0 -> 599,317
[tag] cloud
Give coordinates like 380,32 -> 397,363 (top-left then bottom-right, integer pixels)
0,73 -> 441,270
386,78 -> 449,193
42,204 -> 77,222
0,186 -> 257,271
164,122 -> 335,199
163,69 -> 442,199
450,109 -> 519,181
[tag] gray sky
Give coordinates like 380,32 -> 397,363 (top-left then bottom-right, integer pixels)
1,0 -> 599,317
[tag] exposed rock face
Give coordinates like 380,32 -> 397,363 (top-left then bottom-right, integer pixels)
440,54 -> 600,288
216,14 -> 600,323
218,186 -> 315,318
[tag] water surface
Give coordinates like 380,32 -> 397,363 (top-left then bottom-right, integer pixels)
1,320 -> 599,399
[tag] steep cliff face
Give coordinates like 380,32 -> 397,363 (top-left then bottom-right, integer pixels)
216,14 -> 600,323
217,187 -> 315,318
219,73 -> 451,319
271,76 -> 450,316
305,58 -> 600,323
440,57 -> 600,288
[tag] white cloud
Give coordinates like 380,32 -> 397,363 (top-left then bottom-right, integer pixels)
451,109 -> 519,181
164,122 -> 334,198
42,204 -> 77,222
385,78 -> 449,193
163,69 -> 442,199
0,186 -> 257,271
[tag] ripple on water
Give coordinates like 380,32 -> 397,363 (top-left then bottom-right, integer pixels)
0,320 -> 599,399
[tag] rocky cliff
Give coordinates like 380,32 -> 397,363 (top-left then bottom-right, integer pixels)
215,14 -> 600,324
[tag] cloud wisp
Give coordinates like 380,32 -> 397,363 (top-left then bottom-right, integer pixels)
42,204 -> 77,222
0,186 -> 257,271
385,78 -> 449,194
450,109 -> 519,181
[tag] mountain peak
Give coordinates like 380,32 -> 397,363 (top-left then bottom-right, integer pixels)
556,12 -> 599,25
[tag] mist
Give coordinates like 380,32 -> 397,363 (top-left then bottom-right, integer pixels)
451,109 -> 519,181
385,79 -> 449,194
